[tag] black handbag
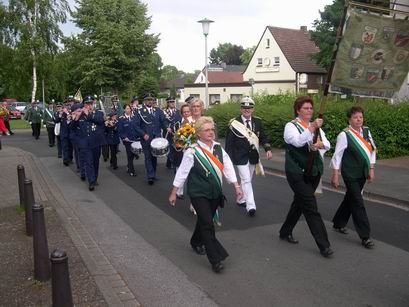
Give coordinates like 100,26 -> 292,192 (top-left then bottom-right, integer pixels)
248,147 -> 259,165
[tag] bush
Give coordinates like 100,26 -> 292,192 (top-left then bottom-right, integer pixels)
206,94 -> 409,159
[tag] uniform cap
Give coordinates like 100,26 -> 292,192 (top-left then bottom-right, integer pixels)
166,96 -> 176,102
185,96 -> 194,103
143,93 -> 155,100
82,95 -> 94,104
71,103 -> 83,112
131,96 -> 139,102
240,96 -> 255,108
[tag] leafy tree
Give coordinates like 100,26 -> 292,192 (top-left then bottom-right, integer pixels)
184,70 -> 201,84
161,65 -> 183,82
310,0 -> 390,69
240,46 -> 256,65
310,0 -> 344,69
65,0 -> 159,95
6,0 -> 70,102
209,43 -> 244,65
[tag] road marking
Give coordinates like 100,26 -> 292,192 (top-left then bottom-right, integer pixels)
264,170 -> 409,212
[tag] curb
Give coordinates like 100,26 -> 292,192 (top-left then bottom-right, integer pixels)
263,165 -> 409,209
20,147 -> 142,307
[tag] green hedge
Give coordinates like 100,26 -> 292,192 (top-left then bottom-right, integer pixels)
206,94 -> 409,159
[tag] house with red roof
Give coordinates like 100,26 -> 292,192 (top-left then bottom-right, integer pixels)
184,26 -> 327,104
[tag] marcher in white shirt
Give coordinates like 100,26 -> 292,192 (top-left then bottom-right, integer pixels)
279,96 -> 333,258
330,106 -> 376,249
169,116 -> 243,273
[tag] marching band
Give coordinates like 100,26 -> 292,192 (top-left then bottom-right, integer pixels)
18,94 -> 377,273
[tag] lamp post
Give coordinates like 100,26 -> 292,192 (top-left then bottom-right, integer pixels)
198,18 -> 214,109
249,78 -> 255,97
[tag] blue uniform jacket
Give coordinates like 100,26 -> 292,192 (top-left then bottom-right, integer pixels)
54,112 -> 70,138
118,115 -> 139,142
105,122 -> 120,145
71,110 -> 105,148
135,107 -> 169,144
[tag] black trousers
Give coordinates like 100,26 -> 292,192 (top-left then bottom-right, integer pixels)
4,120 -> 12,134
31,123 -> 41,139
102,144 -> 109,161
332,178 -> 370,239
123,141 -> 136,173
46,127 -> 55,146
108,144 -> 118,167
190,197 -> 228,265
280,172 -> 330,251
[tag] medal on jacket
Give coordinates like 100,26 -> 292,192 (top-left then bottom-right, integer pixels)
91,123 -> 96,131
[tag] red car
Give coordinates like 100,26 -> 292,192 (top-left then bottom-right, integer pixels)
6,105 -> 22,119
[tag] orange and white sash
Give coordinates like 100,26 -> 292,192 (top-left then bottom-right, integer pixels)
192,144 -> 224,188
344,127 -> 373,167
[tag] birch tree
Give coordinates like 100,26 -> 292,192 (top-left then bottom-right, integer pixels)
7,0 -> 70,102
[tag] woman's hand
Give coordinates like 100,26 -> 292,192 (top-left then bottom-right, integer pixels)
331,171 -> 339,189
266,150 -> 273,160
368,168 -> 375,183
169,187 -> 177,206
234,185 -> 243,200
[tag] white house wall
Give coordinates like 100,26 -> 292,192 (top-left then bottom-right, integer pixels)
252,82 -> 295,95
184,85 -> 252,103
243,28 -> 296,83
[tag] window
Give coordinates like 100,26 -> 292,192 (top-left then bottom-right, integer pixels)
257,58 -> 263,66
209,94 -> 220,105
266,38 -> 270,48
274,56 -> 280,66
230,94 -> 243,102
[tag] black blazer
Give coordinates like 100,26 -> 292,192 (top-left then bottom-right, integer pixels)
225,115 -> 271,165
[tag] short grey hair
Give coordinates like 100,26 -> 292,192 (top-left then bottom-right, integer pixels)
190,98 -> 204,108
194,116 -> 214,132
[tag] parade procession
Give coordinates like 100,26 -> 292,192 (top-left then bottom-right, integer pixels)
1,0 -> 409,306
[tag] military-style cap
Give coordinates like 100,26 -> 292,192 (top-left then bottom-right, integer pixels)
185,96 -> 194,104
240,96 -> 255,108
82,95 -> 94,104
143,92 -> 155,100
166,96 -> 176,102
71,103 -> 83,112
56,102 -> 63,107
131,96 -> 138,102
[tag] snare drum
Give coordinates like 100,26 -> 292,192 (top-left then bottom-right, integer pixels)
130,141 -> 142,155
150,137 -> 169,157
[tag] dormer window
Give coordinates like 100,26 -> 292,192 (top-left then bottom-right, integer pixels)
257,58 -> 263,66
266,38 -> 270,48
274,57 -> 280,66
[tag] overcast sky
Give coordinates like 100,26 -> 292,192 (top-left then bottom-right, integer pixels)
61,0 -> 334,72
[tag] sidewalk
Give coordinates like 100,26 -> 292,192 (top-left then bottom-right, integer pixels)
261,148 -> 409,206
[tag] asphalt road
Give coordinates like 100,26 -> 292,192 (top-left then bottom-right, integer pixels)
3,130 -> 409,307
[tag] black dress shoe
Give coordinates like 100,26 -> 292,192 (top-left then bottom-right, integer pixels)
113,165 -> 118,170
191,245 -> 206,255
248,209 -> 256,216
88,183 -> 95,191
148,179 -> 154,185
129,172 -> 136,177
80,176 -> 86,181
63,161 -> 69,166
333,226 -> 348,234
362,238 -> 375,249
236,202 -> 246,208
212,262 -> 224,273
279,234 -> 299,244
58,155 -> 62,158
320,247 -> 334,258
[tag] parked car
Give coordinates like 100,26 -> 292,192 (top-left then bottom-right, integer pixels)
12,102 -> 28,114
7,105 -> 22,119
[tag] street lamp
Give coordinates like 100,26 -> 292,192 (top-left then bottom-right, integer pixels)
198,18 -> 214,109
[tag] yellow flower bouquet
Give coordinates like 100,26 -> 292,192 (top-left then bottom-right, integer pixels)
173,123 -> 197,150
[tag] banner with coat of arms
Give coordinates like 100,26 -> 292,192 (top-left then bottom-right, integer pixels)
330,10 -> 409,98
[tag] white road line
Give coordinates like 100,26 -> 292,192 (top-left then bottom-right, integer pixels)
264,170 -> 409,212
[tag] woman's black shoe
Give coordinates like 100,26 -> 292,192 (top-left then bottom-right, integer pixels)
191,245 -> 206,255
212,262 -> 224,273
333,226 -> 348,234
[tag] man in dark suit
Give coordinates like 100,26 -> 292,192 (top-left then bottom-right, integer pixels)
225,96 -> 272,216
163,96 -> 182,169
135,93 -> 171,185
71,96 -> 104,191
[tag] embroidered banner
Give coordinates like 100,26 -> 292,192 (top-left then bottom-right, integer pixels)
330,9 -> 409,98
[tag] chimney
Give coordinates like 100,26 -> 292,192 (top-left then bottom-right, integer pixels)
300,26 -> 307,32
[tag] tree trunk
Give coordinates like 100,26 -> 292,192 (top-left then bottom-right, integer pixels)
31,50 -> 37,103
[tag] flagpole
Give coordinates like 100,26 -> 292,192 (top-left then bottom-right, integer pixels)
305,1 -> 349,177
